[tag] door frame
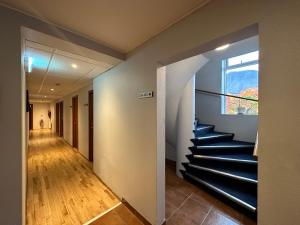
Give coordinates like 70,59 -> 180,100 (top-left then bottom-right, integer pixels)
72,95 -> 79,149
59,101 -> 64,137
55,102 -> 60,135
88,90 -> 94,161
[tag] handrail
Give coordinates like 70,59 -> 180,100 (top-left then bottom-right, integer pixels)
195,89 -> 258,102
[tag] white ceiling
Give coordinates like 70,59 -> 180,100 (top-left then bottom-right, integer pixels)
1,0 -> 211,53
25,40 -> 114,102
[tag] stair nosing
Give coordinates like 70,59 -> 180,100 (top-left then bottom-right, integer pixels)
193,155 -> 257,164
188,163 -> 257,184
196,144 -> 254,149
195,125 -> 213,131
184,172 -> 256,212
195,133 -> 233,140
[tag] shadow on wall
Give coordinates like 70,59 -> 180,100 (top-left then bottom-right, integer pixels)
165,54 -> 208,176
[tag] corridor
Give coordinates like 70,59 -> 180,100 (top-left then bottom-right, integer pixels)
26,130 -> 120,225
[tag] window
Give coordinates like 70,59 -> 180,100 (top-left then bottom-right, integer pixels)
222,51 -> 259,115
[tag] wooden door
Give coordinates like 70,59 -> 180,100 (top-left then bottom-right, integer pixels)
88,90 -> 93,161
59,101 -> 64,137
29,104 -> 33,130
55,102 -> 60,135
72,96 -> 78,149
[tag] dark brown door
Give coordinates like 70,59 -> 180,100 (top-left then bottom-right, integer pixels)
55,102 -> 60,135
59,101 -> 64,137
88,90 -> 93,161
29,104 -> 33,130
72,96 -> 78,149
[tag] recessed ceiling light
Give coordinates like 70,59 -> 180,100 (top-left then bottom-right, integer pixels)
215,44 -> 230,51
71,63 -> 78,69
50,88 -> 54,91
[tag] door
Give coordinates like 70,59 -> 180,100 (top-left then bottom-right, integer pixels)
88,90 -> 93,161
55,102 -> 60,135
59,101 -> 64,137
29,104 -> 33,130
72,96 -> 78,149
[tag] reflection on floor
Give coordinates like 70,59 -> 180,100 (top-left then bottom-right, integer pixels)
26,130 -> 120,225
165,160 -> 256,225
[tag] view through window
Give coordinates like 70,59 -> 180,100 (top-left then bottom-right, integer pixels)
222,51 -> 259,115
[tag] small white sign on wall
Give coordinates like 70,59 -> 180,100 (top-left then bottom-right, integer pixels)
138,91 -> 154,99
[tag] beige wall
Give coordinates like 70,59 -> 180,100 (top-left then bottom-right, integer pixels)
93,0 -> 300,224
31,103 -> 51,129
0,8 -> 23,225
60,84 -> 92,159
1,1 -> 300,225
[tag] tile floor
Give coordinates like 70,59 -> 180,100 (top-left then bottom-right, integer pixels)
165,160 -> 257,225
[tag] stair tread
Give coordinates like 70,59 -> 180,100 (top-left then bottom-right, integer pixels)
193,153 -> 257,163
195,140 -> 254,148
184,171 -> 257,211
188,163 -> 257,182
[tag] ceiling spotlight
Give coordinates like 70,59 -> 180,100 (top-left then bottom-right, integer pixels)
50,88 -> 54,91
71,63 -> 78,69
215,44 -> 230,51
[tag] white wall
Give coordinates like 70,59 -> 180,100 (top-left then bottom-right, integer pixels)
195,36 -> 259,142
165,55 -> 208,176
60,84 -> 92,159
32,103 -> 51,129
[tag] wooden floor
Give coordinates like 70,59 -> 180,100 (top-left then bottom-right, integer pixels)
26,130 -> 120,225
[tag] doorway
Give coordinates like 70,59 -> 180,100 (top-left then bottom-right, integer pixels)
88,90 -> 94,161
29,104 -> 33,130
55,102 -> 60,135
72,96 -> 78,149
59,101 -> 64,137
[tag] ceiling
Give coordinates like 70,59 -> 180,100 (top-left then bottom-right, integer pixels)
1,0 -> 210,53
26,40 -> 114,103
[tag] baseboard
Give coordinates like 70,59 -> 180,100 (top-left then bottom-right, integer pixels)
121,198 -> 152,225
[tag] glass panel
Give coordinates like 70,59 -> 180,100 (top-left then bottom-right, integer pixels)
224,62 -> 259,115
227,51 -> 259,67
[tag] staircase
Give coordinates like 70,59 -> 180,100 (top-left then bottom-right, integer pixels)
181,122 -> 257,216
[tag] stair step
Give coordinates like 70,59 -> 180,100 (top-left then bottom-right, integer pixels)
189,140 -> 254,155
184,163 -> 257,184
182,171 -> 257,212
194,124 -> 214,135
191,132 -> 234,144
192,154 -> 257,164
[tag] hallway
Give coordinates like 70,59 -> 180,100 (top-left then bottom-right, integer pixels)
26,130 -> 120,225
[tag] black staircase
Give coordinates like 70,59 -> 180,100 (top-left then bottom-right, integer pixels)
181,122 -> 257,216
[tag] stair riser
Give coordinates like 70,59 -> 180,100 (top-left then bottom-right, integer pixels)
191,135 -> 234,145
189,147 -> 254,155
186,155 -> 257,172
183,163 -> 257,186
